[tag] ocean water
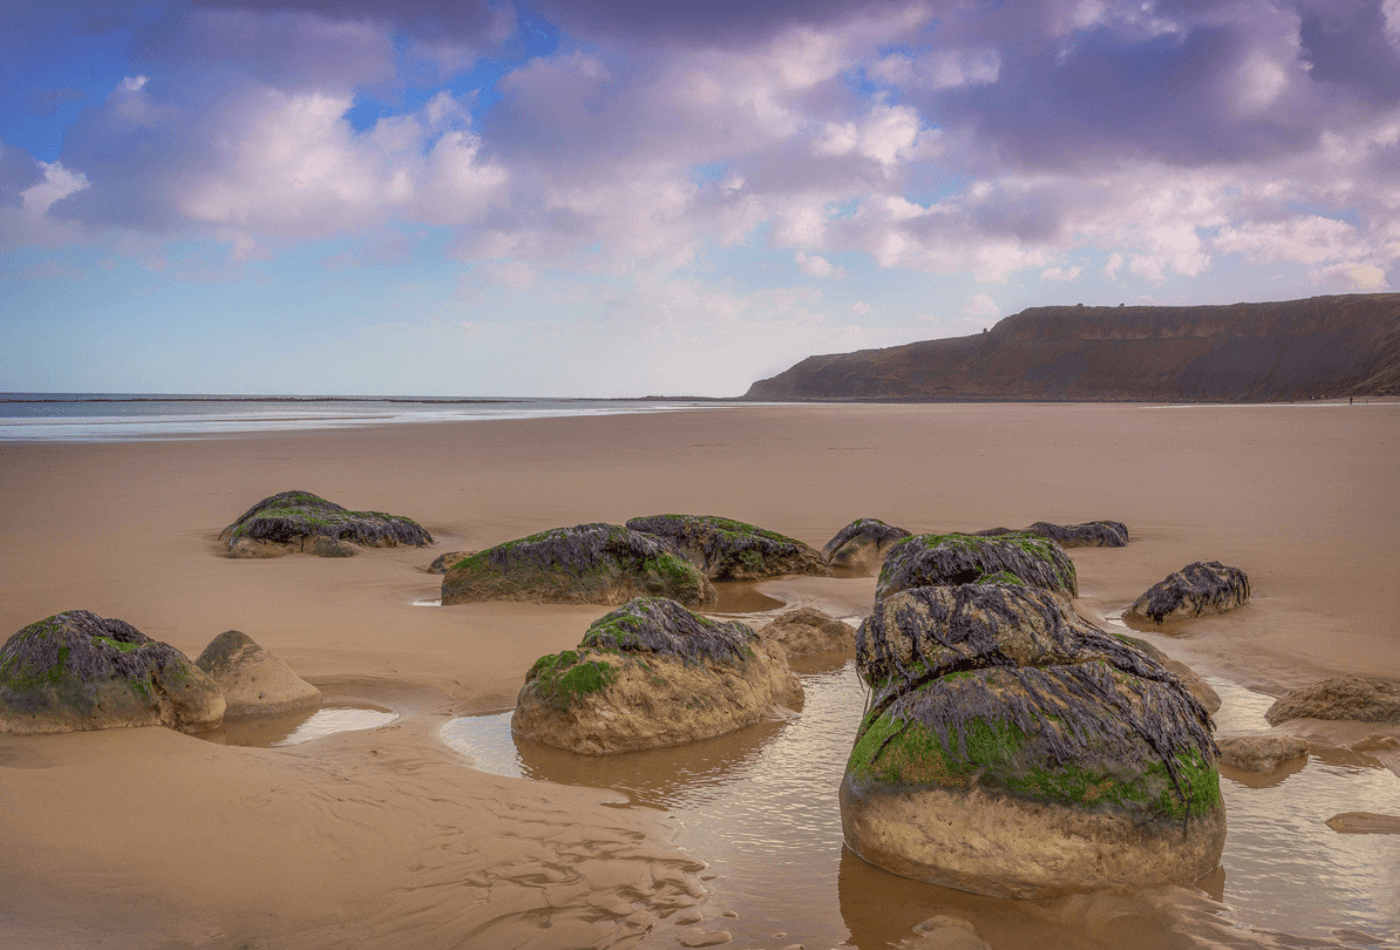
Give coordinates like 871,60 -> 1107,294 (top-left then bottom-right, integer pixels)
0,393 -> 713,442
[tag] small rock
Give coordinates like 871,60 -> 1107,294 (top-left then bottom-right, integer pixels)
1124,561 -> 1249,624
1265,675 -> 1400,725
219,490 -> 431,557
195,630 -> 322,719
675,911 -> 704,926
1325,812 -> 1400,835
428,550 -> 474,574
1216,735 -> 1309,771
977,520 -> 1129,548
904,915 -> 990,950
822,518 -> 911,570
761,607 -> 856,656
677,930 -> 732,948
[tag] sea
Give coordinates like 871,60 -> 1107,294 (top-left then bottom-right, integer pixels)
0,393 -> 721,442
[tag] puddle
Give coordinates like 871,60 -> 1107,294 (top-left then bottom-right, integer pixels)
203,704 -> 398,747
441,665 -> 1400,949
412,596 -> 442,607
709,581 -> 787,614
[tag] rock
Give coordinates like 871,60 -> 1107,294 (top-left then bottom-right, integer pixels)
823,518 -> 913,570
1124,561 -> 1249,624
442,524 -> 716,607
0,610 -> 225,735
512,598 -> 802,754
1325,812 -> 1400,835
761,607 -> 857,656
1112,634 -> 1221,713
428,550 -> 474,574
677,931 -> 732,948
902,916 -> 991,950
842,583 -> 1223,899
1264,675 -> 1400,725
194,630 -> 322,719
1216,735 -> 1309,771
876,533 -> 1078,601
626,514 -> 831,581
977,520 -> 1129,548
219,490 -> 432,557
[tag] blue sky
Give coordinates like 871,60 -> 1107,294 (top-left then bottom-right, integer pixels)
2,0 -> 1398,396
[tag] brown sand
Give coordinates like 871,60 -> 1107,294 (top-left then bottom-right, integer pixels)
1,402 -> 1396,947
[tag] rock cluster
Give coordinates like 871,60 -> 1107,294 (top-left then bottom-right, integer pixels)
876,532 -> 1078,600
0,610 -> 225,734
512,597 -> 801,754
1265,675 -> 1400,725
194,630 -> 322,719
1125,561 -> 1249,624
822,518 -> 912,570
976,520 -> 1129,548
626,514 -> 831,580
442,524 -> 716,607
760,607 -> 856,656
220,490 -> 432,558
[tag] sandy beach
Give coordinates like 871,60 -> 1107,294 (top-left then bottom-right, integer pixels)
2,402 -> 1397,949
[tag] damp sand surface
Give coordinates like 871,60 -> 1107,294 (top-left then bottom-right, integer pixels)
1,402 -> 1398,947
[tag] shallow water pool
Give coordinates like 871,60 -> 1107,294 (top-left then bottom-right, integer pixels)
204,704 -> 399,748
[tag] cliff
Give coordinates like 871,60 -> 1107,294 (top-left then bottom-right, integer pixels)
743,294 -> 1400,402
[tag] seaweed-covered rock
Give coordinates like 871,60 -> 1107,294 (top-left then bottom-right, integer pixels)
876,533 -> 1077,601
512,598 -> 801,754
0,611 -> 225,735
1124,561 -> 1249,624
841,583 -> 1223,898
194,630 -> 322,719
428,550 -> 475,574
1216,735 -> 1309,771
760,607 -> 856,656
626,514 -> 832,581
219,490 -> 432,558
442,524 -> 717,607
976,520 -> 1129,548
1264,675 -> 1400,725
1113,633 -> 1221,713
823,518 -> 913,570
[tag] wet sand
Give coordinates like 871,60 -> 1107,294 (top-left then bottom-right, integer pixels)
1,402 -> 1397,948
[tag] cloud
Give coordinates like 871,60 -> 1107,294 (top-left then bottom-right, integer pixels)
1040,265 -> 1082,281
0,142 -> 46,208
795,251 -> 846,278
850,300 -> 872,314
961,292 -> 999,317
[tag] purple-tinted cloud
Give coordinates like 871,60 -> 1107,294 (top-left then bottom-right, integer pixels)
189,0 -> 508,47
0,142 -> 45,208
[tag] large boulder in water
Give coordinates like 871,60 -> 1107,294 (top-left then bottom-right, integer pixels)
626,514 -> 832,580
976,520 -> 1129,548
512,597 -> 801,754
1264,675 -> 1400,725
0,611 -> 225,735
442,524 -> 717,607
1124,561 -> 1249,625
876,533 -> 1077,601
822,518 -> 912,570
194,630 -> 322,719
841,583 -> 1224,898
219,490 -> 432,558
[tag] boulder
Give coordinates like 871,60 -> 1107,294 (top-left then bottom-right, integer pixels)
219,490 -> 432,558
760,607 -> 857,656
841,583 -> 1223,899
976,520 -> 1129,548
194,630 -> 322,719
1124,561 -> 1249,624
823,518 -> 913,570
876,533 -> 1078,601
512,597 -> 802,754
1325,812 -> 1400,835
0,610 -> 225,735
442,524 -> 717,607
626,514 -> 831,580
1264,675 -> 1400,725
428,550 -> 475,574
1113,633 -> 1222,713
1216,735 -> 1309,771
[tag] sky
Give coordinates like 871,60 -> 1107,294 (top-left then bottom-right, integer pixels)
1,0 -> 1398,397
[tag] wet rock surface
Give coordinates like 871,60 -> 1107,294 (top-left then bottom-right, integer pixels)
1265,675 -> 1400,725
0,610 -> 225,734
512,597 -> 801,754
976,520 -> 1129,548
1113,633 -> 1221,713
427,550 -> 474,574
876,533 -> 1078,601
194,630 -> 322,719
1216,735 -> 1309,771
1325,812 -> 1400,834
219,490 -> 432,557
842,583 -> 1223,898
1124,560 -> 1249,624
442,524 -> 717,607
822,518 -> 912,570
626,514 -> 831,581
760,607 -> 856,656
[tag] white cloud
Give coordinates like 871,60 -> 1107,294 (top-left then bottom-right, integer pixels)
1040,265 -> 1082,282
961,292 -> 999,317
795,251 -> 846,278
850,301 -> 872,314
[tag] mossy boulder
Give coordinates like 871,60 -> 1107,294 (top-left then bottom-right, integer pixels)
428,550 -> 475,574
442,524 -> 717,607
512,597 -> 802,754
876,533 -> 1077,601
760,607 -> 857,656
1264,675 -> 1400,725
1112,633 -> 1221,713
1124,561 -> 1249,625
822,518 -> 913,571
626,514 -> 832,581
841,583 -> 1223,898
219,490 -> 432,558
976,520 -> 1129,548
0,610 -> 225,735
194,630 -> 322,719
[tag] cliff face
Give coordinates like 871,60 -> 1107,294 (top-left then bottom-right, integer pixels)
743,294 -> 1400,402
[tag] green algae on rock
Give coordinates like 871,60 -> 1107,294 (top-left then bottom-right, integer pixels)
512,597 -> 802,754
195,630 -> 322,720
976,520 -> 1129,548
626,514 -> 831,580
876,532 -> 1077,601
0,610 -> 225,735
441,523 -> 717,607
219,490 -> 432,558
822,518 -> 912,571
1124,560 -> 1249,625
841,583 -> 1223,898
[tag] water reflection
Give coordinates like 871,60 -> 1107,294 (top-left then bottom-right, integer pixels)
203,705 -> 398,747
